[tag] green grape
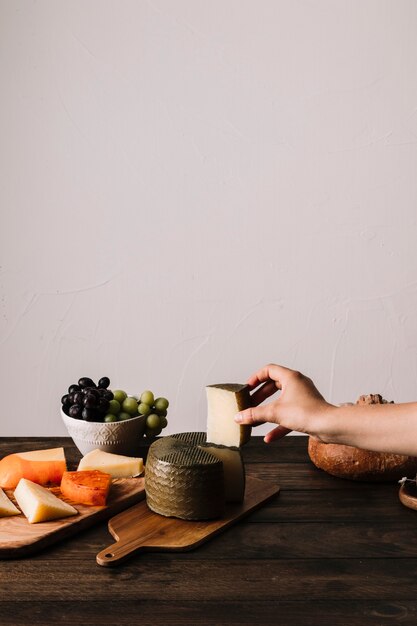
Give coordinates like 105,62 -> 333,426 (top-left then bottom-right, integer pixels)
118,411 -> 132,421
122,396 -> 139,416
146,413 -> 160,429
145,425 -> 162,438
154,397 -> 169,412
140,390 -> 154,406
113,389 -> 127,404
160,415 -> 168,429
155,408 -> 167,418
138,402 -> 151,416
108,399 -> 121,415
104,413 -> 118,423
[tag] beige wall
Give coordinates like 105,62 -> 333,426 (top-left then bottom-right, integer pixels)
1,0 -> 417,435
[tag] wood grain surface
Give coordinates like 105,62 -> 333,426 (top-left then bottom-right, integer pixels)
97,475 -> 279,566
0,477 -> 145,558
1,436 -> 417,626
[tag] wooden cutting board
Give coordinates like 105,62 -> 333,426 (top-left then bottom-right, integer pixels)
96,476 -> 280,567
0,477 -> 146,558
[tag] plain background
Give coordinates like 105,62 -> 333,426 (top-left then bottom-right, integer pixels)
1,0 -> 417,436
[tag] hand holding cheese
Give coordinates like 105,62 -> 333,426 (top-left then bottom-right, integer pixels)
235,363 -> 417,458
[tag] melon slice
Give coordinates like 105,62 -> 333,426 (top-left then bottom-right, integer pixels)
0,487 -> 20,517
60,470 -> 112,506
0,448 -> 67,490
14,478 -> 78,523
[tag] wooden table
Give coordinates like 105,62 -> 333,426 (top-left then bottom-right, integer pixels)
1,436 -> 417,625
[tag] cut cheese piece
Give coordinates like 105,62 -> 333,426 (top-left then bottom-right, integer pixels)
14,478 -> 78,524
206,383 -> 252,447
60,470 -> 111,506
199,444 -> 245,502
0,448 -> 67,489
0,488 -> 20,517
77,449 -> 143,478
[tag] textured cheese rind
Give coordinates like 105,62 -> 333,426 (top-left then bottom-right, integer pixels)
77,449 -> 143,478
0,488 -> 20,517
14,479 -> 78,523
206,384 -> 252,447
145,434 -> 225,520
199,444 -> 245,503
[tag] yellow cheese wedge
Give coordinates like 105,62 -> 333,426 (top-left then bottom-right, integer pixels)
77,449 -> 143,478
0,487 -> 20,517
199,444 -> 246,503
206,384 -> 252,447
14,478 -> 78,524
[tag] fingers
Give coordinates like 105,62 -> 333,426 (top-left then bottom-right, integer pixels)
235,406 -> 265,425
235,404 -> 275,426
250,380 -> 279,406
246,363 -> 296,391
264,425 -> 291,443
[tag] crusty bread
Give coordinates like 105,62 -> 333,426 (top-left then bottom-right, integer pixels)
307,394 -> 417,482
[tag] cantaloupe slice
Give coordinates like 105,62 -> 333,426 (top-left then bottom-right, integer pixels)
0,448 -> 67,490
60,470 -> 112,506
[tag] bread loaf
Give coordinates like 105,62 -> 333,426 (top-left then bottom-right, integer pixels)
308,394 -> 417,481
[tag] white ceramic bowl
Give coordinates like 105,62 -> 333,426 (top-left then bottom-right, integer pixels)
61,409 -> 147,456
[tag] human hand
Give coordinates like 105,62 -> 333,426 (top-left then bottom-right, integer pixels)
234,364 -> 333,443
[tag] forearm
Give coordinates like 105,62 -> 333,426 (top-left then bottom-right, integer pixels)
315,402 -> 417,457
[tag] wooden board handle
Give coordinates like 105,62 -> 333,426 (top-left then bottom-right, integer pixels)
96,539 -> 145,566
96,477 -> 280,567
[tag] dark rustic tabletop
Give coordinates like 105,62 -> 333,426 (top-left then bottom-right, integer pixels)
1,435 -> 416,626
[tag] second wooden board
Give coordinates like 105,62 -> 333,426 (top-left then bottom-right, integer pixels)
97,476 -> 280,566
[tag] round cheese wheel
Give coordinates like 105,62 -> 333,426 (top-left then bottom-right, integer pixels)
308,394 -> 417,482
145,433 -> 225,520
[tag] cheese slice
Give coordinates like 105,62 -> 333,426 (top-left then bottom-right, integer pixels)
0,447 -> 67,489
60,470 -> 111,506
206,383 -> 252,447
0,488 -> 20,517
77,449 -> 143,478
14,478 -> 78,524
199,444 -> 245,503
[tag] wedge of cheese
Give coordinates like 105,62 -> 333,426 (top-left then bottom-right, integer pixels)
199,444 -> 245,502
0,448 -> 67,490
0,487 -> 20,517
206,383 -> 252,447
60,470 -> 111,506
14,478 -> 78,524
77,449 -> 143,478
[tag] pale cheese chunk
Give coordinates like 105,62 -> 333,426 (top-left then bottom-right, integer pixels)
14,479 -> 78,524
77,449 -> 143,478
206,384 -> 252,447
0,488 -> 20,517
16,448 -> 65,462
200,444 -> 245,503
